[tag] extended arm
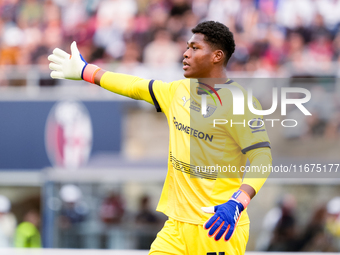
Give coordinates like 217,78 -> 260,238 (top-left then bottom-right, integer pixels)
48,41 -> 153,104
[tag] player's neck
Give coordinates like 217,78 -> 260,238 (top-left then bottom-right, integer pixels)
197,73 -> 228,89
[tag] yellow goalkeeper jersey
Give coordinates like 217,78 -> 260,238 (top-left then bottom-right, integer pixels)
150,78 -> 270,225
100,73 -> 270,226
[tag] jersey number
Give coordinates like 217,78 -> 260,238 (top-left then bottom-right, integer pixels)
207,253 -> 225,255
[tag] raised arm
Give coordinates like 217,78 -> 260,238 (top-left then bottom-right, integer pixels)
48,41 -> 153,104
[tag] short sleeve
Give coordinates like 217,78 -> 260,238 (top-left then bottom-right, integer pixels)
148,79 -> 185,115
225,96 -> 271,154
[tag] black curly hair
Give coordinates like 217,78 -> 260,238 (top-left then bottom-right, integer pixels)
192,21 -> 235,65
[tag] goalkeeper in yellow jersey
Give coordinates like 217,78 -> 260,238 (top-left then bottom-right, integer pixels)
48,21 -> 272,255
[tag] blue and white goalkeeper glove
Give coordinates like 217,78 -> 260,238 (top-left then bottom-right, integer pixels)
202,189 -> 250,241
48,41 -> 100,83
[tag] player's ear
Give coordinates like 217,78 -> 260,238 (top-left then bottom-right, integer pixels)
212,50 -> 225,65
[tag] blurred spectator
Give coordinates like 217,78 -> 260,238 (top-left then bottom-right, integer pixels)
262,27 -> 286,72
234,0 -> 258,34
135,195 -> 160,249
14,209 -> 41,248
324,90 -> 340,139
97,0 -> 137,32
43,0 -> 60,25
315,0 -> 340,34
326,196 -> 340,250
2,0 -> 340,150
255,0 -> 278,26
286,32 -> 306,60
333,33 -> 340,60
136,195 -> 159,225
60,0 -> 88,40
99,192 -> 125,224
94,0 -> 137,59
115,41 -> 151,78
59,184 -> 88,226
0,0 -> 339,107
255,200 -> 282,251
144,29 -> 181,67
305,86 -> 334,137
0,0 -> 19,24
308,33 -> 333,68
257,195 -> 340,252
256,194 -> 297,251
266,194 -> 299,251
192,0 -> 210,19
0,195 -> 17,248
0,25 -> 24,66
309,13 -> 332,42
146,0 -> 169,31
206,0 -> 240,25
98,192 -> 125,249
276,0 -> 316,29
17,0 -> 43,27
297,205 -> 335,252
59,184 -> 89,248
143,29 -> 183,81
170,0 -> 191,17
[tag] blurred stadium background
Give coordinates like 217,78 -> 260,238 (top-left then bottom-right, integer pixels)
0,0 -> 340,253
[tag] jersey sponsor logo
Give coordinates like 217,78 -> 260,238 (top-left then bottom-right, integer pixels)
187,99 -> 217,118
189,100 -> 200,112
173,117 -> 214,142
182,96 -> 190,106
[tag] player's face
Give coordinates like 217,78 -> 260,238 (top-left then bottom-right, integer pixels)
183,33 -> 215,78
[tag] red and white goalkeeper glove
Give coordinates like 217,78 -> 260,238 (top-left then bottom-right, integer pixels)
48,41 -> 100,83
202,189 -> 250,241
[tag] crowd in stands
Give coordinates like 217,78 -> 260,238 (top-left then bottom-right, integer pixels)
1,0 -> 340,137
0,195 -> 41,248
1,0 -> 340,86
256,194 -> 340,252
2,190 -> 340,251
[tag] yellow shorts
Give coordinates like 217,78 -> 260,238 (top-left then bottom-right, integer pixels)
149,218 -> 249,255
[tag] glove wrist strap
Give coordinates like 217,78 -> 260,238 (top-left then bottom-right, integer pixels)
231,189 -> 250,209
83,64 -> 101,83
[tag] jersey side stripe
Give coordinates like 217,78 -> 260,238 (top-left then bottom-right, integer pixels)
148,79 -> 162,112
241,141 -> 271,154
